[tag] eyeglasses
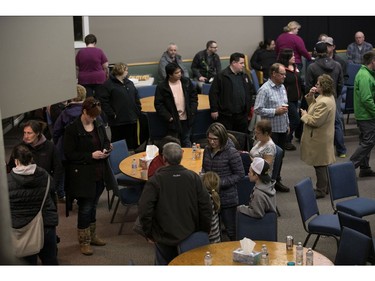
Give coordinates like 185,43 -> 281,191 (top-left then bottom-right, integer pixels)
90,101 -> 101,108
207,137 -> 219,142
276,72 -> 286,77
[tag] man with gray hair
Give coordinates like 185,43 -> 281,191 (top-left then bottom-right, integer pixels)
158,42 -> 190,81
346,31 -> 373,64
138,142 -> 212,265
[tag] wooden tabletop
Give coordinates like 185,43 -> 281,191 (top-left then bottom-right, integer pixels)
169,240 -> 333,266
141,94 -> 209,112
119,147 -> 203,181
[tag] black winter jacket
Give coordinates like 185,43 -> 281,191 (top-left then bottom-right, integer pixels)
8,166 -> 58,228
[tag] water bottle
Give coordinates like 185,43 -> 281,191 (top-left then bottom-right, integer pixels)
306,248 -> 314,265
204,251 -> 212,265
195,143 -> 201,160
296,242 -> 303,265
260,244 -> 269,265
131,158 -> 137,175
192,143 -> 197,160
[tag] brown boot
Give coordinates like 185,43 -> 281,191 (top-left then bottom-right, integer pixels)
89,223 -> 106,246
77,228 -> 93,255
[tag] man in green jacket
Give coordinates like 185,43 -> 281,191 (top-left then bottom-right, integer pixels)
350,51 -> 375,177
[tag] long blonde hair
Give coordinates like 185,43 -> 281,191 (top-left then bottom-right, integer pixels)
202,172 -> 221,212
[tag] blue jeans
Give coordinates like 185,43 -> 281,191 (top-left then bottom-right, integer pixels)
77,180 -> 105,229
334,100 -> 347,155
220,206 -> 237,241
22,226 -> 58,265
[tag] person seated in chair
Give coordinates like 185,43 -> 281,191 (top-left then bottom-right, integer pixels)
237,157 -> 277,219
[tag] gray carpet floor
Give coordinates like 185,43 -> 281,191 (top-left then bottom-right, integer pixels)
3,116 -> 375,265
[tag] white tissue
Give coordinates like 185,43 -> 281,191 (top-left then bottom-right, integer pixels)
240,237 -> 256,254
145,145 -> 158,160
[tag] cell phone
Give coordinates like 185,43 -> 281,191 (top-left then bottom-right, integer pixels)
104,149 -> 112,154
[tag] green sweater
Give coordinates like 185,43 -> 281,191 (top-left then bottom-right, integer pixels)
354,65 -> 375,120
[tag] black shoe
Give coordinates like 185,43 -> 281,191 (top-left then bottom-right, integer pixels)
275,181 -> 290,192
315,190 -> 325,199
284,143 -> 296,151
359,168 -> 375,177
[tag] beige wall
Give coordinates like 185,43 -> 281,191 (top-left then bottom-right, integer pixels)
90,16 -> 263,63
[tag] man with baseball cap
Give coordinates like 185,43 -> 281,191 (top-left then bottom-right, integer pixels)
324,37 -> 348,83
237,157 -> 277,218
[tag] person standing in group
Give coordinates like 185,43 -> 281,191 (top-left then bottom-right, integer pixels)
138,142 -> 212,265
237,157 -> 277,218
277,48 -> 304,151
154,62 -> 198,147
8,144 -> 58,265
7,120 -> 64,203
250,39 -> 277,82
191,40 -> 222,88
201,171 -> 221,244
305,41 -> 346,158
209,52 -> 255,134
158,43 -> 190,82
300,74 -> 336,199
324,37 -> 349,83
254,63 -> 290,192
201,122 -> 245,241
96,62 -> 142,150
275,21 -> 312,71
346,31 -> 373,64
75,34 -> 109,98
350,51 -> 375,177
63,97 -> 115,256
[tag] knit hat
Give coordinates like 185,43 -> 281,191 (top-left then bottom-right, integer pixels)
251,157 -> 271,182
315,41 -> 327,54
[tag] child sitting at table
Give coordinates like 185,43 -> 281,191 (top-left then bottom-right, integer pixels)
237,157 -> 277,219
201,171 -> 221,243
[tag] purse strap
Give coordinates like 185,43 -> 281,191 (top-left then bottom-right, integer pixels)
39,176 -> 50,212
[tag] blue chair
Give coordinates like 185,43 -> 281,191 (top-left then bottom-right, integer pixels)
250,69 -> 260,92
327,161 -> 375,217
237,176 -> 255,205
177,231 -> 210,254
201,83 -> 211,95
345,63 -> 361,86
340,85 -> 354,126
137,85 -> 157,98
108,140 -> 144,234
236,210 -> 278,241
294,177 -> 341,249
334,226 -> 372,265
338,211 -> 375,264
190,109 -> 212,145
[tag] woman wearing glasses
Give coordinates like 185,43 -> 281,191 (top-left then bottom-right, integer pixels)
300,74 -> 336,199
201,122 -> 245,241
63,97 -> 114,255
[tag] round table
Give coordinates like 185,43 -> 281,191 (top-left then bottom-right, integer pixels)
141,94 -> 210,112
168,240 -> 333,266
119,147 -> 203,181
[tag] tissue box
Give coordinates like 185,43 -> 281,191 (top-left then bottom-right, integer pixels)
233,248 -> 261,265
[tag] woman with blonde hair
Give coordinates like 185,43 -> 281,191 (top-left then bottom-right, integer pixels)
201,171 -> 221,243
275,20 -> 312,70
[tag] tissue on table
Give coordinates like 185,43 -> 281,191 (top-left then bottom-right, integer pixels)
232,237 -> 260,265
139,145 -> 159,169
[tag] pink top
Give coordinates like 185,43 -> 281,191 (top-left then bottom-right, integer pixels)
76,47 -> 108,85
275,32 -> 312,64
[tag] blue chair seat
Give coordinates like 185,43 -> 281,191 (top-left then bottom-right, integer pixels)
116,173 -> 143,186
336,198 -> 375,217
308,214 -> 341,236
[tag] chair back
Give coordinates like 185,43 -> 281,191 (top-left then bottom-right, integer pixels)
236,211 -> 278,241
294,178 -> 320,226
201,83 -> 211,95
146,112 -> 168,144
177,231 -> 210,254
337,211 -> 372,238
334,226 -> 372,265
327,161 -> 359,202
191,109 -> 212,144
342,85 -> 354,114
237,176 -> 255,205
271,145 -> 283,181
109,139 -> 130,175
138,85 -> 157,98
227,130 -> 253,151
345,63 -> 361,86
250,69 -> 260,92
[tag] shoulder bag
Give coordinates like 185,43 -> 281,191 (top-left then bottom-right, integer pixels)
12,176 -> 50,258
